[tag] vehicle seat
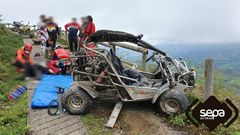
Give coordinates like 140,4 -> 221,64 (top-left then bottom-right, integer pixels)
109,49 -> 148,86
123,68 -> 149,86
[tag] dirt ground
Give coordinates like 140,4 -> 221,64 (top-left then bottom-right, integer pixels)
91,99 -> 187,135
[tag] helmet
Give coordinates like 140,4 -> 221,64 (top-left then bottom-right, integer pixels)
55,45 -> 62,49
24,43 -> 32,54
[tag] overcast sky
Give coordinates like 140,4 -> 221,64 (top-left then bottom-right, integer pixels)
1,0 -> 240,44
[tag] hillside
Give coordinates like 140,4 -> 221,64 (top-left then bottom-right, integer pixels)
170,70 -> 240,134
0,24 -> 27,134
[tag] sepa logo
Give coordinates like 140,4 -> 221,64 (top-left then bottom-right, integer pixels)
200,109 -> 225,120
186,96 -> 238,130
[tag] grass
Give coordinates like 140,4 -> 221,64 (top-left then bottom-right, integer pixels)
0,94 -> 28,134
167,114 -> 187,127
0,24 -> 27,134
80,64 -> 240,134
81,114 -> 115,135
166,69 -> 240,134
58,36 -> 69,47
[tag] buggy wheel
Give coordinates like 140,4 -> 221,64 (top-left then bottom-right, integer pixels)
158,89 -> 189,115
62,85 -> 92,115
48,100 -> 59,116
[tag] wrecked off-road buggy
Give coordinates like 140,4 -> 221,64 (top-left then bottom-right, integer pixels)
62,30 -> 196,127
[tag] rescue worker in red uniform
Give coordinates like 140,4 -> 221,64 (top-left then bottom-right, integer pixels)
15,43 -> 33,72
14,43 -> 50,79
83,15 -> 95,37
79,15 -> 96,47
65,18 -> 81,53
79,15 -> 96,57
48,45 -> 70,74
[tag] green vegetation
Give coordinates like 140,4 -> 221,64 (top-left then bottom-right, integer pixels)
81,60 -> 240,134
81,114 -> 115,135
0,24 -> 27,134
57,32 -> 69,48
58,37 -> 68,47
167,69 -> 240,134
167,114 -> 186,127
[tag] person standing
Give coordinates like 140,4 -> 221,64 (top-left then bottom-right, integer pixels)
81,15 -> 96,57
37,14 -> 47,30
79,15 -> 96,48
36,15 -> 48,55
37,15 -> 49,45
64,18 -> 81,53
83,15 -> 95,36
47,16 -> 60,50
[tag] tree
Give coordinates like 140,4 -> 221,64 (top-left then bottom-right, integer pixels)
0,15 -> 3,23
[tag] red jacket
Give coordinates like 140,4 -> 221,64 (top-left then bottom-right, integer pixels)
52,48 -> 70,60
64,22 -> 81,37
83,22 -> 95,36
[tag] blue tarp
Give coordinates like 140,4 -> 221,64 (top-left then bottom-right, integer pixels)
31,74 -> 73,108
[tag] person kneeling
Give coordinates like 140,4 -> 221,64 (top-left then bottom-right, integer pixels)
13,43 -> 49,79
14,43 -> 33,72
48,45 -> 71,74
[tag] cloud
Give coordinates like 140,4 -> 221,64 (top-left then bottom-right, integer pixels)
1,0 -> 240,44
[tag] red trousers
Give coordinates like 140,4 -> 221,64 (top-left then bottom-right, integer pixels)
48,60 -> 60,73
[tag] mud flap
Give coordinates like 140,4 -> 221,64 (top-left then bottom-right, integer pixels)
106,101 -> 123,128
73,81 -> 99,98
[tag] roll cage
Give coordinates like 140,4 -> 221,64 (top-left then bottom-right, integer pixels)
71,30 -> 193,101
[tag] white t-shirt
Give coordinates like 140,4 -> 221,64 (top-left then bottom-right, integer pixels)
37,22 -> 45,30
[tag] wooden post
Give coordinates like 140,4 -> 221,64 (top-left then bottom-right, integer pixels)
142,48 -> 148,72
204,59 -> 214,99
106,101 -> 123,128
142,50 -> 148,71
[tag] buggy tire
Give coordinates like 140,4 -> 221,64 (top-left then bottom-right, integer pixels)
158,89 -> 189,115
62,85 -> 92,115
